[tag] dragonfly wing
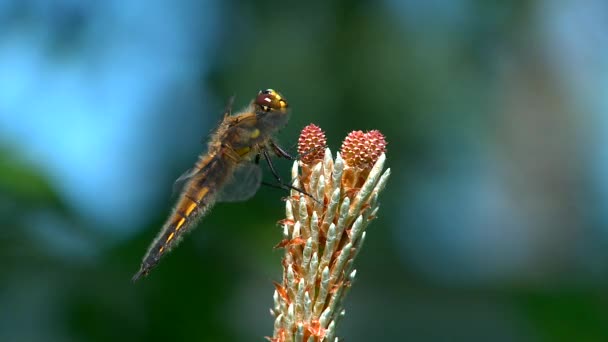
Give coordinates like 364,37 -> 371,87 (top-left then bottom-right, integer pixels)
172,167 -> 197,196
217,162 -> 262,202
172,157 -> 220,196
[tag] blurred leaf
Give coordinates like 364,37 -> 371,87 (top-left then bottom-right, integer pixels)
517,290 -> 608,342
0,146 -> 65,209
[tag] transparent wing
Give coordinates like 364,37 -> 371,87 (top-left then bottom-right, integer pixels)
172,167 -> 197,197
171,157 -> 220,197
217,162 -> 262,202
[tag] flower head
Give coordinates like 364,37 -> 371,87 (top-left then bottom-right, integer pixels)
269,125 -> 390,342
298,124 -> 327,164
339,130 -> 387,190
340,130 -> 387,169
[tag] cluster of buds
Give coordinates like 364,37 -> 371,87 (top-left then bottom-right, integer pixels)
268,125 -> 390,342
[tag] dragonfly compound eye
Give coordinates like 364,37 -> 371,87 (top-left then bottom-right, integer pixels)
255,89 -> 288,112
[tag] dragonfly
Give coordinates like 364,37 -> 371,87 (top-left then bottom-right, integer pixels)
132,89 -> 302,281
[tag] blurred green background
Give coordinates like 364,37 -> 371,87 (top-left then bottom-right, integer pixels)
2,1 -> 608,341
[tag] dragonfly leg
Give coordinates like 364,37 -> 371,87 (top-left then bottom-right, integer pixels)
262,149 -> 320,203
269,139 -> 296,160
269,139 -> 326,162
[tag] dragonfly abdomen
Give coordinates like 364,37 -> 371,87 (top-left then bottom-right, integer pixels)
132,154 -> 235,281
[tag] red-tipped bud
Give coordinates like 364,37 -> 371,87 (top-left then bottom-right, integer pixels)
340,130 -> 387,168
298,124 -> 327,164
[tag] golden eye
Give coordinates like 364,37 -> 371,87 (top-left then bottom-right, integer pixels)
255,89 -> 288,111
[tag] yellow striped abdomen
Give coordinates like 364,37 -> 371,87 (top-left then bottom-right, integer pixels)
132,153 -> 235,281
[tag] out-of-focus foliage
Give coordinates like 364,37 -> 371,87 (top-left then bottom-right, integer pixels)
1,0 -> 608,341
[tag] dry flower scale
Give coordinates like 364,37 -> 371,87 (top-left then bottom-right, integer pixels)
269,125 -> 390,342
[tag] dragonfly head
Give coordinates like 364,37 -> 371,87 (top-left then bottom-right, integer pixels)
255,89 -> 288,112
254,88 -> 290,129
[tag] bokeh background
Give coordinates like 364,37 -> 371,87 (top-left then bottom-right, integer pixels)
2,1 -> 608,341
